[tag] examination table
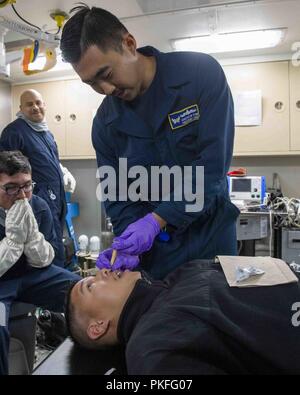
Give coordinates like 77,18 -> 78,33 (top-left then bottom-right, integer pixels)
33,338 -> 127,375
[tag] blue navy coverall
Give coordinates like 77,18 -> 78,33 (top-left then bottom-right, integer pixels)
0,119 -> 66,265
92,47 -> 240,279
0,195 -> 80,375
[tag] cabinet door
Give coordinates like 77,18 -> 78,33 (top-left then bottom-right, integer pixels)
65,80 -> 104,158
290,62 -> 300,151
223,62 -> 290,153
12,81 -> 66,156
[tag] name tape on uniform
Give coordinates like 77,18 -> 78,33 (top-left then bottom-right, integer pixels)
168,104 -> 200,131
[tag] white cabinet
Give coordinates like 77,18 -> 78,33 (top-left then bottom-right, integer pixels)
223,62 -> 290,154
12,81 -> 67,155
64,79 -> 103,157
290,62 -> 300,151
12,79 -> 104,159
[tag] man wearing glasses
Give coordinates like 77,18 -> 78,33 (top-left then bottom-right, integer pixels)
0,151 -> 80,375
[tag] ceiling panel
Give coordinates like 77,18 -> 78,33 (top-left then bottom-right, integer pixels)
136,0 -> 267,15
1,0 -> 300,82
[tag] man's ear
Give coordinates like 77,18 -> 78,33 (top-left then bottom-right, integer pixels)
87,319 -> 110,340
122,33 -> 137,55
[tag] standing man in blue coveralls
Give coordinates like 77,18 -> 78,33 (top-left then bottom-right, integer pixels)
0,151 -> 80,375
0,89 -> 76,267
60,5 -> 240,279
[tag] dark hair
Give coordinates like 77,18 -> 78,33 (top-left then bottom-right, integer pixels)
60,4 -> 128,64
0,151 -> 31,176
65,281 -> 83,347
65,279 -> 112,350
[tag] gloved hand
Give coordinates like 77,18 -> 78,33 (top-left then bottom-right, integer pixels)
23,199 -> 39,238
60,163 -> 76,193
23,203 -> 54,267
5,199 -> 29,244
112,214 -> 161,255
96,248 -> 139,271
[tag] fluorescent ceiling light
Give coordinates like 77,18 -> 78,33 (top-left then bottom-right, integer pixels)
171,29 -> 286,54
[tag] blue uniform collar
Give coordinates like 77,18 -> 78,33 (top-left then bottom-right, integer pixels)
102,46 -> 191,136
137,46 -> 191,88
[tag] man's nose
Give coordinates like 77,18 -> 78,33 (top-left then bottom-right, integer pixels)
98,81 -> 115,96
16,188 -> 26,199
96,269 -> 111,279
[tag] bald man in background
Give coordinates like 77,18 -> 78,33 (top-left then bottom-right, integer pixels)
0,90 -> 76,267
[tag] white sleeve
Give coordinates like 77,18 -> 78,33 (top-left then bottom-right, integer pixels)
0,237 -> 24,278
24,232 -> 55,268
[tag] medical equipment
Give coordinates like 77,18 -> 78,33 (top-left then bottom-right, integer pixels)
89,236 -> 100,258
78,235 -> 89,254
281,228 -> 300,265
236,214 -> 268,241
0,15 -> 59,76
0,9 -> 67,77
228,176 -> 266,205
101,217 -> 115,251
110,249 -> 117,266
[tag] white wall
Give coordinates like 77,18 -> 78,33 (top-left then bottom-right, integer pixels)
0,80 -> 11,132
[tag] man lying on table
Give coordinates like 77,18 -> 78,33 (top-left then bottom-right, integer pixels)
65,258 -> 300,375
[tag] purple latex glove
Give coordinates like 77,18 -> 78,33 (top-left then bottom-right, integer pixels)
96,248 -> 140,271
112,213 -> 161,255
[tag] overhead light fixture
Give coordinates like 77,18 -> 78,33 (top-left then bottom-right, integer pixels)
171,28 -> 286,54
28,53 -> 72,72
28,56 -> 46,71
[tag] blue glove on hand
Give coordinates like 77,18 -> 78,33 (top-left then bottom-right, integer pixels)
96,248 -> 139,271
112,213 -> 161,255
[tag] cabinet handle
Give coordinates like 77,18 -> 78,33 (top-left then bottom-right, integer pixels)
55,114 -> 62,122
296,100 -> 300,110
69,114 -> 76,121
274,101 -> 284,111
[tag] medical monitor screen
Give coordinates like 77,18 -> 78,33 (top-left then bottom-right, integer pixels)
232,178 -> 251,192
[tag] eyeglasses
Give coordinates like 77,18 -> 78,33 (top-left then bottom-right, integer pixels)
0,182 -> 36,196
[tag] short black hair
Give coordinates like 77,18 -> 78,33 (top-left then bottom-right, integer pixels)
65,281 -> 82,347
60,4 -> 128,64
0,151 -> 31,176
65,279 -> 112,350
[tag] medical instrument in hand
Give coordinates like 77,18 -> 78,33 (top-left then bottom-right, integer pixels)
96,249 -> 139,271
110,249 -> 117,266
